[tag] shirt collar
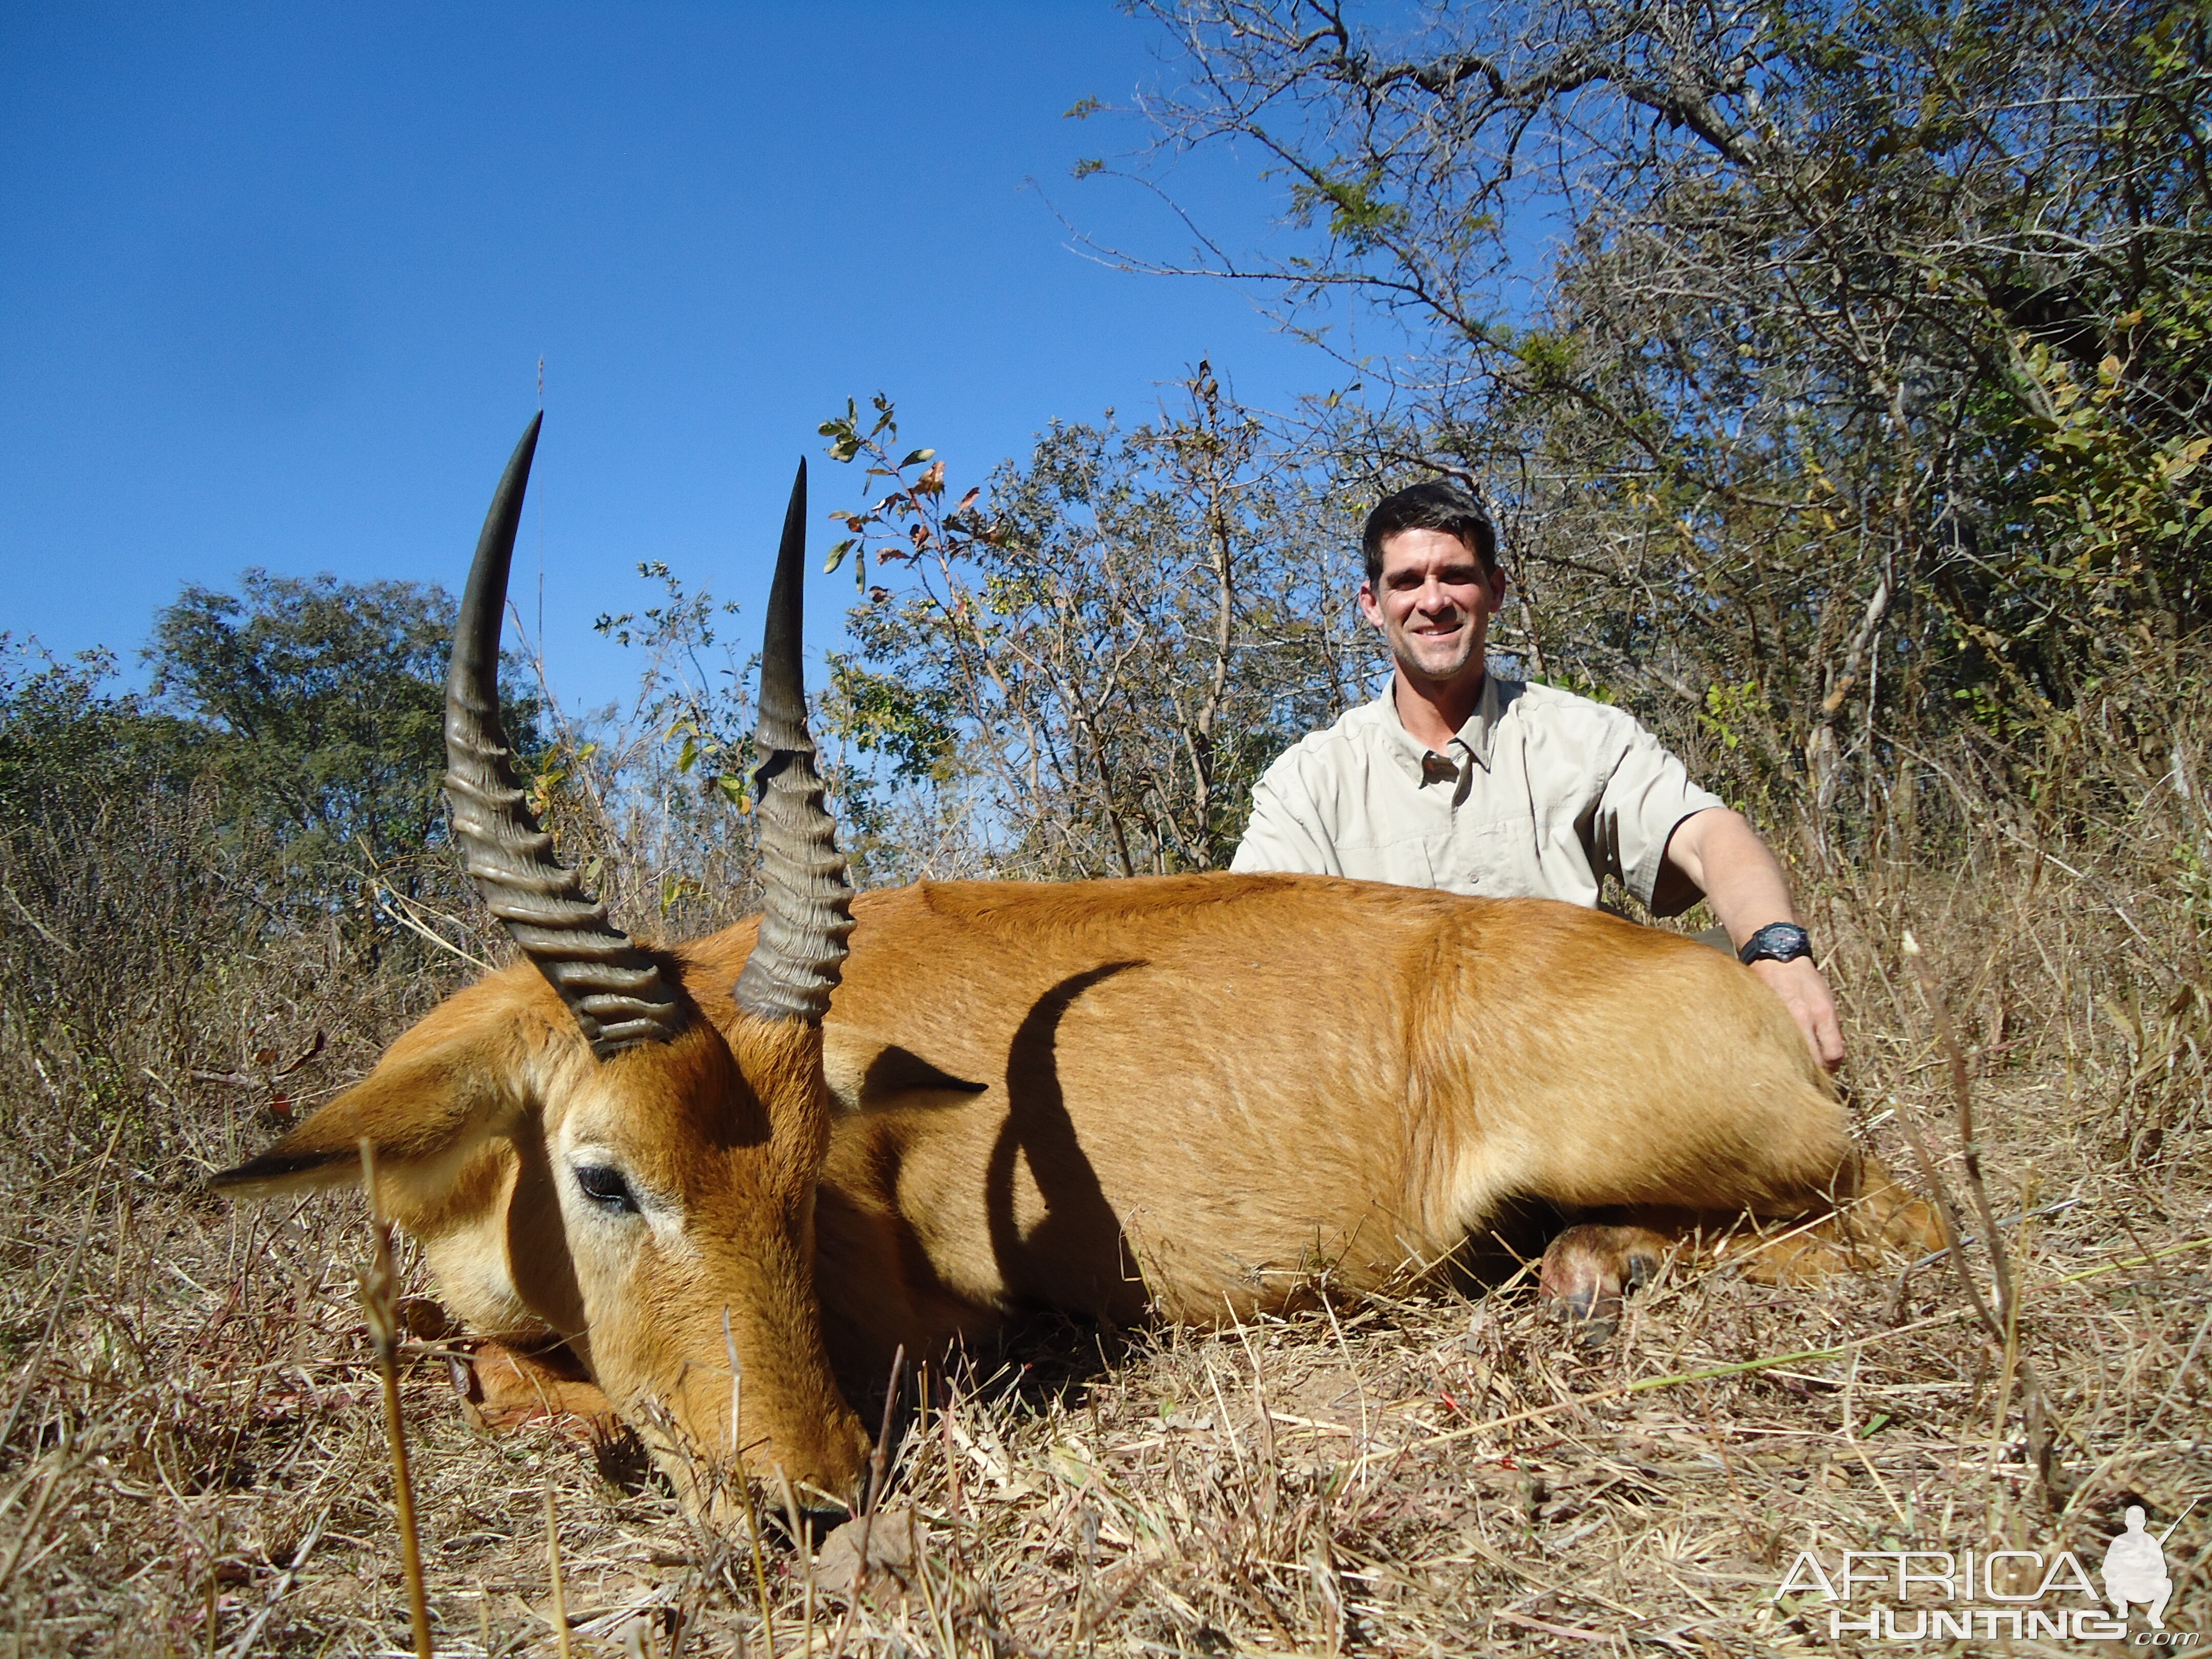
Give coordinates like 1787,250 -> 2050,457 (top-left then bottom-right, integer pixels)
1374,671 -> 1504,781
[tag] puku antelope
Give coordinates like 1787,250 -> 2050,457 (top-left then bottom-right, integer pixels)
216,418 -> 1930,1514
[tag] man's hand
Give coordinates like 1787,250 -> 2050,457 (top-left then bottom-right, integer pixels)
1663,807 -> 1846,1072
1750,954 -> 1845,1073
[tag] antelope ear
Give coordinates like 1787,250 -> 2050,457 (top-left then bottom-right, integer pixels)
210,1043 -> 520,1197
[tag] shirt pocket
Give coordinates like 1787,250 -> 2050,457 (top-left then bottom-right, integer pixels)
1441,814 -> 1522,896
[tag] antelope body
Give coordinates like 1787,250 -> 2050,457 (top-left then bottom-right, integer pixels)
216,421 -> 1903,1515
806,876 -> 1849,1353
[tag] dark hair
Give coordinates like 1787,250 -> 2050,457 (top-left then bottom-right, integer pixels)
1360,480 -> 1498,586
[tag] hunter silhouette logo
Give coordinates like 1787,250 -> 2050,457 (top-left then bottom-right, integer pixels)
2104,1506 -> 2175,1630
1774,1503 -> 2195,1644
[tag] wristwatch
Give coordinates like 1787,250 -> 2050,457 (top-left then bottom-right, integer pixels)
1738,922 -> 1813,967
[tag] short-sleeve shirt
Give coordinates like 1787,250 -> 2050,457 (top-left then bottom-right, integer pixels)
1228,675 -> 1724,912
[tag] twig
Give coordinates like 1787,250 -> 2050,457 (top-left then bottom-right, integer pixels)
911,1496 -> 955,1657
0,881 -> 73,954
1493,1607 -> 1612,1642
224,1516 -> 326,1657
0,1456 -> 72,1592
1904,934 -> 2017,1322
359,1140 -> 433,1658
1886,742 -> 2167,965
1840,1350 -> 1911,1532
1900,929 -> 2068,1506
545,1480 -> 572,1659
1908,1198 -> 2082,1270
371,879 -> 493,972
2035,1235 -> 2212,1287
775,1468 -> 817,1655
851,1343 -> 905,1604
724,1309 -> 777,1656
1318,1291 -> 1371,1497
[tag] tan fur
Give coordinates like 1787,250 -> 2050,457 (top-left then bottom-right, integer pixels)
219,871 -> 1915,1510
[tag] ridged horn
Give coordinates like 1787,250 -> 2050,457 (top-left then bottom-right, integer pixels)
732,459 -> 854,1023
443,414 -> 683,1058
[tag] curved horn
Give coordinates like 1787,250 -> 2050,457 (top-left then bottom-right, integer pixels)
444,415 -> 683,1058
732,459 -> 854,1023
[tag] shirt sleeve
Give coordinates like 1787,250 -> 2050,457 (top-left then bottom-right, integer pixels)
1593,717 -> 1726,912
1229,756 -> 1345,877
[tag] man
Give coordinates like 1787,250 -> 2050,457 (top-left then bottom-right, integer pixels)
1231,480 -> 1845,1070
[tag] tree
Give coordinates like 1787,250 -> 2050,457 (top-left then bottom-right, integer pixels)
0,639 -> 199,828
819,377 -> 1369,879
582,559 -> 769,922
1094,0 -> 2212,844
145,569 -> 539,883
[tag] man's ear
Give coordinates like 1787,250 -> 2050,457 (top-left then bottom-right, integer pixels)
210,1040 -> 523,1200
1356,579 -> 1384,629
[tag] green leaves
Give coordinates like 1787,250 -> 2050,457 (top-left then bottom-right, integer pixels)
2009,310 -> 2212,611
818,393 -> 898,463
593,560 -> 759,834
819,406 -> 864,464
825,656 -> 959,782
144,570 -> 534,871
0,640 -> 199,828
817,395 -> 994,592
1698,681 -> 1765,752
1286,163 -> 1407,253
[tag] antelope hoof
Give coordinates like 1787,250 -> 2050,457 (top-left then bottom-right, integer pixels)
1539,1225 -> 1669,1346
1868,1189 -> 1946,1253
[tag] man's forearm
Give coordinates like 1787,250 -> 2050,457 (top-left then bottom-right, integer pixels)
1667,808 -> 1799,944
1665,808 -> 1844,1071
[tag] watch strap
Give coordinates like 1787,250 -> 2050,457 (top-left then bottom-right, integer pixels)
1738,922 -> 1813,967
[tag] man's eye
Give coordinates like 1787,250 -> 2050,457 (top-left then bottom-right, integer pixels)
574,1164 -> 640,1215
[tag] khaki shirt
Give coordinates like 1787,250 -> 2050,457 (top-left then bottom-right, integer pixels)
1229,676 -> 1724,912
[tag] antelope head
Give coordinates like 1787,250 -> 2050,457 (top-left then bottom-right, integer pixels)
215,418 -> 873,1516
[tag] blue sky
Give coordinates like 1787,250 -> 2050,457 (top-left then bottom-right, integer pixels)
1,4 -> 1331,714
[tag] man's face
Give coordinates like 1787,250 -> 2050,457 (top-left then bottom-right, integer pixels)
1358,526 -> 1507,692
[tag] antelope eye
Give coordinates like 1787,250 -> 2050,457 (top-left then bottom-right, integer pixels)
573,1164 -> 640,1216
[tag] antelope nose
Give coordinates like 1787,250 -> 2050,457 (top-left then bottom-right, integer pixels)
801,1502 -> 852,1539
768,1501 -> 851,1547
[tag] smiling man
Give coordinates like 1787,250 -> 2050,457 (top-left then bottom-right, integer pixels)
1230,480 -> 1845,1070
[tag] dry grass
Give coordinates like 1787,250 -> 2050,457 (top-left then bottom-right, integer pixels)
2,738 -> 2207,1654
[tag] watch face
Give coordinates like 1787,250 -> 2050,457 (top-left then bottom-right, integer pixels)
1741,924 -> 1811,965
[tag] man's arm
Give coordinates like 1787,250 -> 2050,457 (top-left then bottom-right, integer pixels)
1663,807 -> 1845,1071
